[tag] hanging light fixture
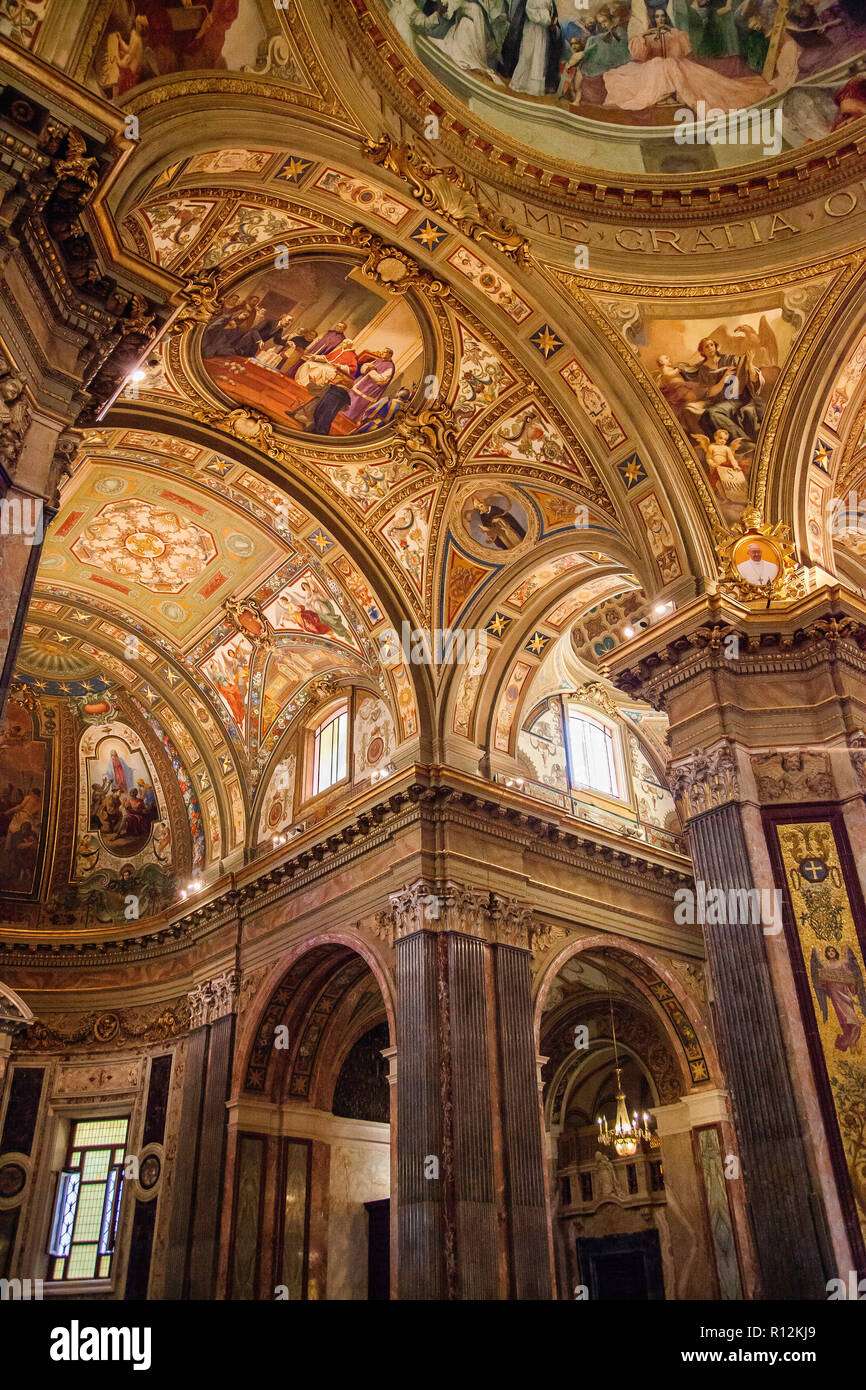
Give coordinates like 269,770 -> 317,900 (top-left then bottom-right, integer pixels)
597,986 -> 652,1158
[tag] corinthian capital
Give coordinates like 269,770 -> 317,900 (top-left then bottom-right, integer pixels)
668,741 -> 738,821
188,970 -> 239,1029
488,893 -> 535,948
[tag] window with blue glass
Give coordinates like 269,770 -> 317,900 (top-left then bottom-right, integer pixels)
48,1117 -> 128,1280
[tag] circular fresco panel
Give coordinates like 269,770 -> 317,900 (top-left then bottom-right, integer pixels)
200,256 -> 428,440
455,482 -> 535,557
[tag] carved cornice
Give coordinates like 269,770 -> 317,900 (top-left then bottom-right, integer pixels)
609,591 -> 866,709
0,113 -> 170,421
0,775 -> 690,967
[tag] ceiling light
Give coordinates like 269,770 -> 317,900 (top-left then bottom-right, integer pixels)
623,626 -> 634,638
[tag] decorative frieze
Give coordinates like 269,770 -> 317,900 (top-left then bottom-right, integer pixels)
54,1059 -> 143,1096
750,749 -> 835,803
848,730 -> 866,791
187,971 -> 239,1030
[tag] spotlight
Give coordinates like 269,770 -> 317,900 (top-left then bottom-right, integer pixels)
624,626 -> 634,638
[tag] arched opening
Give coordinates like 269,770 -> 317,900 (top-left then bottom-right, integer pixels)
538,943 -> 741,1302
227,942 -> 394,1300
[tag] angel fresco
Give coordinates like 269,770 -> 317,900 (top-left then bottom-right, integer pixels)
76,861 -> 173,925
811,944 -> 866,1052
690,429 -> 751,517
267,579 -> 353,644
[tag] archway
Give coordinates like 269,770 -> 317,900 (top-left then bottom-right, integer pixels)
536,940 -> 746,1301
225,940 -> 394,1300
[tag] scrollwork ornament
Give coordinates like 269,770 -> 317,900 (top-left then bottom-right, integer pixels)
362,137 -> 530,267
391,400 -> 461,476
349,225 -> 450,298
173,269 -> 222,331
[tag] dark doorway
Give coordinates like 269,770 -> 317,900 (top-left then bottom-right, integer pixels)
576,1229 -> 665,1300
365,1198 -> 390,1300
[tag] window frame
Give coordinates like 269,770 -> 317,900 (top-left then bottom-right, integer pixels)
46,1114 -> 130,1283
564,704 -> 623,803
306,699 -> 350,803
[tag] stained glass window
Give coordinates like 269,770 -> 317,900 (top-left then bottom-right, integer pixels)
48,1117 -> 128,1281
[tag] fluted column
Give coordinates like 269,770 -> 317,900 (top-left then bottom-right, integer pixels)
164,970 -> 238,1299
610,588 -> 866,1297
392,883 -> 552,1300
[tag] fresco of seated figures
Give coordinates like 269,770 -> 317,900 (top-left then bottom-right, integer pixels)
200,257 -> 427,439
385,0 -> 866,175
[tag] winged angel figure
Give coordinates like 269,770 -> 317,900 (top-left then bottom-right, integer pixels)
77,862 -> 173,924
690,430 -> 751,507
810,943 -> 866,1052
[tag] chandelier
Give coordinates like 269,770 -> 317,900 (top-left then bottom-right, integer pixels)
596,991 -> 652,1158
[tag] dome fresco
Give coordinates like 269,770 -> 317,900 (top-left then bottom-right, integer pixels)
0,0 -> 864,1322
383,0 -> 866,175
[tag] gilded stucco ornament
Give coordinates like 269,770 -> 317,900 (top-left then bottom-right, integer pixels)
193,402 -> 280,457
173,269 -> 222,332
576,680 -> 620,722
362,136 -> 530,268
391,400 -> 461,477
715,507 -> 803,606
350,225 -> 451,298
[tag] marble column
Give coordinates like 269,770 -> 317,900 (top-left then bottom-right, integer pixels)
653,1089 -> 749,1300
164,970 -> 238,1299
610,588 -> 866,1296
392,883 -> 552,1300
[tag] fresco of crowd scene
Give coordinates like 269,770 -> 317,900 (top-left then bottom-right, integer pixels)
393,0 -> 866,127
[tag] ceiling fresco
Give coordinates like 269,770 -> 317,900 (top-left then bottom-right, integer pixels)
1,0 -> 864,940
380,0 -> 866,177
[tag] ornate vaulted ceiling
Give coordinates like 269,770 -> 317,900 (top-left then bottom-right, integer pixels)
1,0 -> 865,935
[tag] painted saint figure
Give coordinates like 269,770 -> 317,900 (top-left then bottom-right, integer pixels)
810,944 -> 866,1052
